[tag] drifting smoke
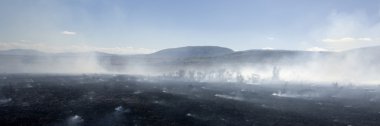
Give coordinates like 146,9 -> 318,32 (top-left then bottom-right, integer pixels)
145,48 -> 380,85
0,51 -> 107,74
272,91 -> 320,99
0,98 -> 12,105
1,46 -> 380,85
67,115 -> 84,126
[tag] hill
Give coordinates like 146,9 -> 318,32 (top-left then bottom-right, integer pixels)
149,46 -> 234,59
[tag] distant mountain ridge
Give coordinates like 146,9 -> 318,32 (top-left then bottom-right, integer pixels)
3,45 -> 378,57
0,49 -> 46,56
1,45 -> 380,73
150,46 -> 234,58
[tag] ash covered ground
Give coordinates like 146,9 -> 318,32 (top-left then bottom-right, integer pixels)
0,74 -> 380,126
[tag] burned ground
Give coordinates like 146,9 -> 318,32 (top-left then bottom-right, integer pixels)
0,74 -> 379,126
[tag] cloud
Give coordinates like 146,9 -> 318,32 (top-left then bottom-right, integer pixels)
322,37 -> 373,43
306,47 -> 328,52
261,47 -> 274,50
0,42 -> 155,54
357,37 -> 372,41
312,10 -> 380,50
61,31 -> 76,35
322,37 -> 355,43
66,45 -> 155,54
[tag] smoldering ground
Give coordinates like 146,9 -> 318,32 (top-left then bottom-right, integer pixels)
1,46 -> 380,85
0,74 -> 380,126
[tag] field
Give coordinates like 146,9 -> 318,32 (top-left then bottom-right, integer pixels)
0,74 -> 380,126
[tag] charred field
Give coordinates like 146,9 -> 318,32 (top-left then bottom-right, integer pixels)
0,74 -> 380,126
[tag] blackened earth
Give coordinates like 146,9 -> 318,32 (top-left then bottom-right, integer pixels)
0,74 -> 380,126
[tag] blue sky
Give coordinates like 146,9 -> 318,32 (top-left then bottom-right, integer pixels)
1,0 -> 380,53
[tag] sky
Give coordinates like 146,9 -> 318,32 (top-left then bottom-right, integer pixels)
0,0 -> 380,54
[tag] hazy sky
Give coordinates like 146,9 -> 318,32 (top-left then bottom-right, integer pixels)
1,0 -> 380,53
